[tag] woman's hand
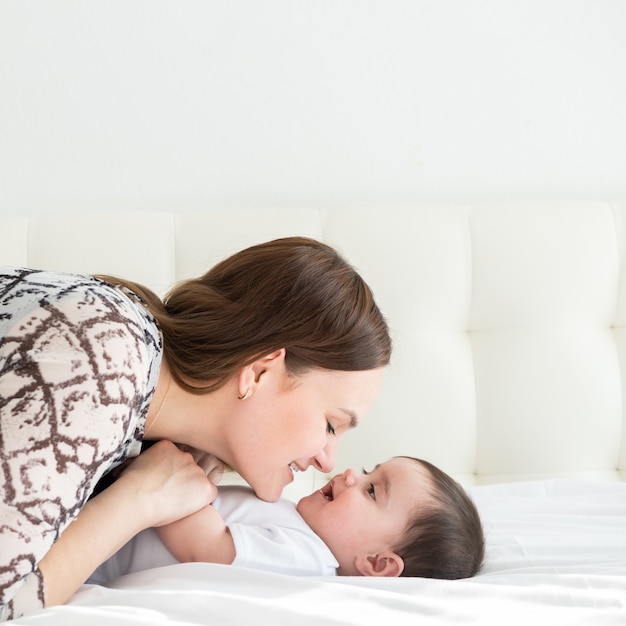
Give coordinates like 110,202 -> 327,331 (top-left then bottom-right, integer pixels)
117,440 -> 218,528
39,440 -> 216,608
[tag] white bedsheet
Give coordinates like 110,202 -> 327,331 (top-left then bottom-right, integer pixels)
11,480 -> 626,625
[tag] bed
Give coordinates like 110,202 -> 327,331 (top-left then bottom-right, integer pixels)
2,202 -> 626,624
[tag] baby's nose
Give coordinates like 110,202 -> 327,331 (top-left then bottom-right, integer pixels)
342,467 -> 359,487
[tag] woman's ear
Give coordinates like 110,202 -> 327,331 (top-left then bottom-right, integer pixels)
237,349 -> 286,398
252,348 -> 286,383
354,552 -> 404,577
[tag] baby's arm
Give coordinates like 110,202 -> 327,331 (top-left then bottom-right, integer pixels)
156,502 -> 236,565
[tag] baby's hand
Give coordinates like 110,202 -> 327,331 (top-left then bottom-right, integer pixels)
118,440 -> 217,527
177,444 -> 226,485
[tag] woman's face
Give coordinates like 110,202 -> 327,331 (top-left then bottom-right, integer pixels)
226,364 -> 384,502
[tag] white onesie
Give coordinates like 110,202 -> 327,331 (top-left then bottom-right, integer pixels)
89,485 -> 338,584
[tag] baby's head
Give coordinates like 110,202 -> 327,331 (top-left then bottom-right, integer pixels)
296,456 -> 484,578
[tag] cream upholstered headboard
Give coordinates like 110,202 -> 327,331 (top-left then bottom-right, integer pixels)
2,203 -> 625,499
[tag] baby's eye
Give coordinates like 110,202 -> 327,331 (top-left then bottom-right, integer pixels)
327,421 -> 336,435
361,470 -> 376,499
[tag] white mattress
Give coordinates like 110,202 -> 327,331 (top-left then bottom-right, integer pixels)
11,480 -> 626,625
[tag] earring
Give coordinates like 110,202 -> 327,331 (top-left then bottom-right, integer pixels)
238,388 -> 252,400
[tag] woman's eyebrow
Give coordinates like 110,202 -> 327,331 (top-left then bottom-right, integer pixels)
339,408 -> 359,428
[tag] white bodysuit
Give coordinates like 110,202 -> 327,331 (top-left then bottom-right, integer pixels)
89,485 -> 338,583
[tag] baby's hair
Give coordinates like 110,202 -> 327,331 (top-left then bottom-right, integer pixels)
393,457 -> 484,579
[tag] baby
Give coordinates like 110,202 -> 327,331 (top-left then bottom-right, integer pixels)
89,456 -> 484,583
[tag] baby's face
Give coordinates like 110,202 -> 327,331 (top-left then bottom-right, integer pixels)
296,457 -> 434,575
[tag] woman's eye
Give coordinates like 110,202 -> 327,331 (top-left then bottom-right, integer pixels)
326,421 -> 336,435
367,483 -> 376,500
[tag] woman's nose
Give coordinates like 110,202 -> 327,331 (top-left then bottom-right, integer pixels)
311,438 -> 338,473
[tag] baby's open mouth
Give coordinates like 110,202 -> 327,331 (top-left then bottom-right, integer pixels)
320,482 -> 334,501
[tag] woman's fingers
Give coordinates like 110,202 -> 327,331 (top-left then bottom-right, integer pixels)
119,440 -> 218,526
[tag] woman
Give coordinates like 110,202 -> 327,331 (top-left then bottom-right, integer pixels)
0,236 -> 390,620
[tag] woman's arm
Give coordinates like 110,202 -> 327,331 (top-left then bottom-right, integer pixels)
39,441 -> 216,608
156,503 -> 236,565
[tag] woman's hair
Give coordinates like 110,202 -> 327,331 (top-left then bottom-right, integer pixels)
393,457 -> 485,579
97,236 -> 391,393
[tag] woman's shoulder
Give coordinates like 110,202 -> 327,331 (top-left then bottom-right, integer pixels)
1,267 -> 163,398
1,266 -> 115,310
1,267 -> 163,464
1,266 -> 159,336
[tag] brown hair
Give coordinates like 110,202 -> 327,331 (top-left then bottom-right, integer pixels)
97,236 -> 391,393
394,457 -> 485,579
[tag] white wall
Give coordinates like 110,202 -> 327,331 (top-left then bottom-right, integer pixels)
1,0 -> 625,215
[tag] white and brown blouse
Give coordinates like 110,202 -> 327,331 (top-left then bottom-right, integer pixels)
0,267 -> 162,620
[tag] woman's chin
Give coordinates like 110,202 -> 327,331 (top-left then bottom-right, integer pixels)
249,477 -> 284,503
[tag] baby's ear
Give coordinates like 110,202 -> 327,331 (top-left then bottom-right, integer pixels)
355,552 -> 404,577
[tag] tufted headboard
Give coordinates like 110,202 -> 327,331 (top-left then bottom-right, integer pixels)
2,202 -> 625,498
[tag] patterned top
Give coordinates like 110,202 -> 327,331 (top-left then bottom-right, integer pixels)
0,267 -> 162,620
